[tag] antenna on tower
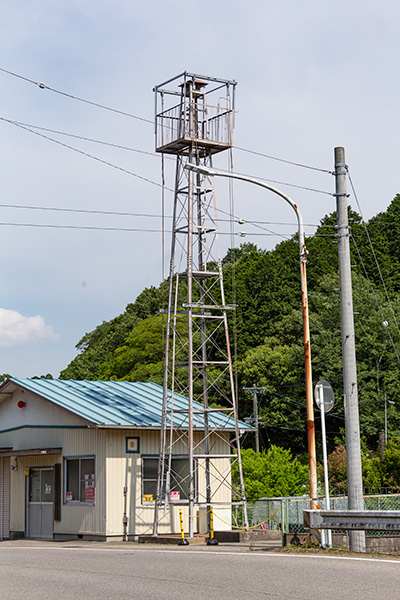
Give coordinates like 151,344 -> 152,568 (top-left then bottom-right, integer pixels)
152,72 -> 248,539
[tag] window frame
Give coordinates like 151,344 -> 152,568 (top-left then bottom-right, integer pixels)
63,456 -> 96,505
141,455 -> 196,505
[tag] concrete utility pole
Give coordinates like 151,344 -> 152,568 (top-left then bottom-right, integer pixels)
335,147 -> 366,553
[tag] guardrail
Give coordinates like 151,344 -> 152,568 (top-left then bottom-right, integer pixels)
304,510 -> 400,532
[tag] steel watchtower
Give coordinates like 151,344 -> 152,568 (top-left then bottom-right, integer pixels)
153,72 -> 248,538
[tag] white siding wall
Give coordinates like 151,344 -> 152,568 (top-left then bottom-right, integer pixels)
104,429 -> 233,537
0,390 -> 86,430
0,425 -> 233,538
0,427 -> 108,537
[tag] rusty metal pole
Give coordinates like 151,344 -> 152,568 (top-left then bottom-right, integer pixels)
184,164 -> 318,506
299,226 -> 318,509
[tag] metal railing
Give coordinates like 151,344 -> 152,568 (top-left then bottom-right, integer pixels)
156,102 -> 233,150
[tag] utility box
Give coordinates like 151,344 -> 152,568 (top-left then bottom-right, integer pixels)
197,509 -> 208,534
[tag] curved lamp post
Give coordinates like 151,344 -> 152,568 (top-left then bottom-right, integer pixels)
185,163 -> 318,506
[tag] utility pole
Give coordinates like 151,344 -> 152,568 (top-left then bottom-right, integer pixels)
253,384 -> 260,453
335,147 -> 366,553
243,385 -> 267,452
383,393 -> 394,445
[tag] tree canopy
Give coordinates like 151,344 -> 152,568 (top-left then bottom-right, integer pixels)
60,194 -> 400,461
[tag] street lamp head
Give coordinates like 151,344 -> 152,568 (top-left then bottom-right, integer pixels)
184,163 -> 215,176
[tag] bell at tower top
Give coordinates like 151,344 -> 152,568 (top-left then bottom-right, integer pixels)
154,71 -> 236,156
179,78 -> 207,97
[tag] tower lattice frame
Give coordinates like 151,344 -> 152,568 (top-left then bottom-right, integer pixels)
152,72 -> 248,538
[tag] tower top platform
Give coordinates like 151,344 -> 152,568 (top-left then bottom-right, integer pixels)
154,72 -> 237,156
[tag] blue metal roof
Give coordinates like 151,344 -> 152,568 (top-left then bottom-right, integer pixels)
5,379 -> 251,431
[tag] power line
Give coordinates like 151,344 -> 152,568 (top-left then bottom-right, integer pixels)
222,165 -> 334,195
0,222 -> 163,232
4,115 -> 334,196
346,166 -> 400,344
6,119 -> 161,157
1,66 -> 336,176
0,67 -> 153,124
0,203 -> 167,219
0,117 -> 328,243
0,221 -> 280,236
234,145 -> 334,175
0,117 -> 169,191
350,234 -> 400,365
0,203 -> 324,245
0,201 -> 330,234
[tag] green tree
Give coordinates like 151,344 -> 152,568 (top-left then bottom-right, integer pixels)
60,282 -> 169,380
232,446 -> 309,502
381,439 -> 400,487
323,443 -> 383,493
31,373 -> 53,379
98,315 -> 165,383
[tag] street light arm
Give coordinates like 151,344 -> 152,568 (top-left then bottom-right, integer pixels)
185,164 -> 306,254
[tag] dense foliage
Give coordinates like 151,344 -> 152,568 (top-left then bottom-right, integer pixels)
322,439 -> 400,494
232,447 -> 309,501
60,194 -> 400,465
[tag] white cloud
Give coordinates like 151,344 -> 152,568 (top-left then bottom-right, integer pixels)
0,309 -> 60,348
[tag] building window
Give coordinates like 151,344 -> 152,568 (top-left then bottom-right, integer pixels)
64,457 -> 95,504
142,456 -> 192,504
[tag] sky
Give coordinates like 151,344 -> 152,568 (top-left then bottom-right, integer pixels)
0,0 -> 399,378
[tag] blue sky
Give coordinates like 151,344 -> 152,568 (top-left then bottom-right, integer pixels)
0,1 -> 399,377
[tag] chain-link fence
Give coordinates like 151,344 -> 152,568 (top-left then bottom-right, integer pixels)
246,493 -> 400,536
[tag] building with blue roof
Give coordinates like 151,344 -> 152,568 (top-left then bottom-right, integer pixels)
0,378 -> 251,541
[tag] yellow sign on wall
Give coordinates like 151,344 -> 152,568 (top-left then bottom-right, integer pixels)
24,468 -> 30,476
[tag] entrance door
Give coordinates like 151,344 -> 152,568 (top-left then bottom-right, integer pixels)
27,468 -> 54,539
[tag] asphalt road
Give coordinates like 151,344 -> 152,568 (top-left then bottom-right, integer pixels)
0,542 -> 399,599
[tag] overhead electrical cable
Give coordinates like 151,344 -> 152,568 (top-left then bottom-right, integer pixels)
226,166 -> 334,195
350,234 -> 400,364
0,117 -> 170,191
6,119 -> 163,156
0,118 -> 315,241
0,202 -> 328,232
0,202 -> 324,241
0,203 -> 167,218
0,66 -> 335,175
346,166 -> 400,343
0,222 -> 163,232
259,387 -> 346,422
1,116 -> 334,201
233,145 -> 334,174
4,115 -> 333,195
0,221 -> 278,236
0,67 -> 153,124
